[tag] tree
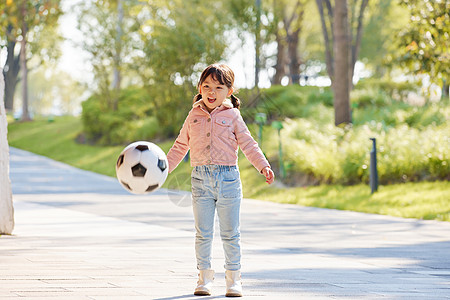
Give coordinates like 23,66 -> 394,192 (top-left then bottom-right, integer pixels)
272,0 -> 288,85
316,0 -> 369,126
397,0 -> 449,98
77,0 -> 134,111
136,0 -> 230,135
358,0 -> 409,77
1,25 -> 20,112
0,69 -> 14,235
112,0 -> 123,103
0,0 -> 62,120
228,0 -> 312,86
228,0 -> 261,87
271,0 -> 308,85
333,0 -> 351,125
78,0 -> 232,139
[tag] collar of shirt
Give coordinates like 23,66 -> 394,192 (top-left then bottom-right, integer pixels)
192,98 -> 233,112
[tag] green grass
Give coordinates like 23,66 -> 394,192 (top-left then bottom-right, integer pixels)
238,156 -> 450,221
7,116 -> 450,221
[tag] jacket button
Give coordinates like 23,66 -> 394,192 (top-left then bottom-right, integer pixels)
207,118 -> 211,122
222,120 -> 226,124
206,145 -> 210,150
207,160 -> 211,164
207,132 -> 210,137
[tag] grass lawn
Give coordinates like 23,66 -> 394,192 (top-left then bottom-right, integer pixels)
7,116 -> 450,221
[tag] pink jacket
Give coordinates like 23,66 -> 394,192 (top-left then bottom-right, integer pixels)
167,99 -> 270,173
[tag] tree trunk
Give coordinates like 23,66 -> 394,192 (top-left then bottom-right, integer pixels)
273,28 -> 287,85
20,36 -> 30,121
287,29 -> 301,84
316,0 -> 369,126
272,0 -> 286,86
3,36 -> 21,112
316,0 -> 334,80
0,69 -> 14,235
20,2 -> 31,121
286,4 -> 303,86
443,80 -> 449,99
255,0 -> 262,88
350,0 -> 369,84
280,0 -> 304,85
112,0 -> 123,111
333,0 -> 351,126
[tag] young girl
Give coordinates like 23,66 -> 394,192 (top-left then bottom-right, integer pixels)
167,64 -> 274,297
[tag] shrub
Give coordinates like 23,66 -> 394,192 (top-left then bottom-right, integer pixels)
240,85 -> 333,122
272,116 -> 449,185
404,104 -> 448,128
132,117 -> 159,141
355,78 -> 419,101
81,87 -> 159,145
307,88 -> 333,107
351,89 -> 392,108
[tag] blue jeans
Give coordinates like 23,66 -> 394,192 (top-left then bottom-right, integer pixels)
191,165 -> 242,271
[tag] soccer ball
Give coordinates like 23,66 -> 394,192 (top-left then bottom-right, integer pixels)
116,141 -> 169,194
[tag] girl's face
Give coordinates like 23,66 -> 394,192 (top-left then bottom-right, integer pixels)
199,75 -> 233,113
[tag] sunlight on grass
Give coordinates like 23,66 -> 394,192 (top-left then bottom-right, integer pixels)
246,178 -> 450,221
76,147 -> 122,174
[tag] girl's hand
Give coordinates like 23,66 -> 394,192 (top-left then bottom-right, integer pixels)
262,167 -> 275,184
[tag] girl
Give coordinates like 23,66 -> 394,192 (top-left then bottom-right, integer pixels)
167,64 -> 274,297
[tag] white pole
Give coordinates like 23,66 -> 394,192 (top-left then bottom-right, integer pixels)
0,68 -> 14,235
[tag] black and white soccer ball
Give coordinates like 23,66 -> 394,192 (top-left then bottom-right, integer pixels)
116,141 -> 169,194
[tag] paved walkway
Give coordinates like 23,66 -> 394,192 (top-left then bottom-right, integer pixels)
1,147 -> 450,299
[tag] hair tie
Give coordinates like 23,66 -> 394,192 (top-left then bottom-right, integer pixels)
193,93 -> 202,104
230,94 -> 241,110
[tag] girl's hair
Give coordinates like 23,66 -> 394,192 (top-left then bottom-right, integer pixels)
193,64 -> 241,109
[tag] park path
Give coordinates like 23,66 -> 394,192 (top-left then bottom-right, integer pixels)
1,147 -> 449,299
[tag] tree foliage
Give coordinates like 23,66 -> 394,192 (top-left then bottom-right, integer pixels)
358,0 -> 409,76
135,0 -> 230,135
396,0 -> 449,96
76,0 -> 135,111
2,0 -> 441,144
0,0 -> 62,118
78,0 -> 234,140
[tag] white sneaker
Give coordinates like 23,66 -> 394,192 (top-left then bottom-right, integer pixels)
194,269 -> 215,296
225,270 -> 242,297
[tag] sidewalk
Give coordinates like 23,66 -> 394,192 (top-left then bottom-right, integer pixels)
1,147 -> 450,299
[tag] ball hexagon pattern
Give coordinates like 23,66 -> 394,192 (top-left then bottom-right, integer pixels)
116,141 -> 169,194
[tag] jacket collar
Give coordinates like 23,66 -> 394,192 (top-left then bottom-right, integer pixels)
193,98 -> 233,110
